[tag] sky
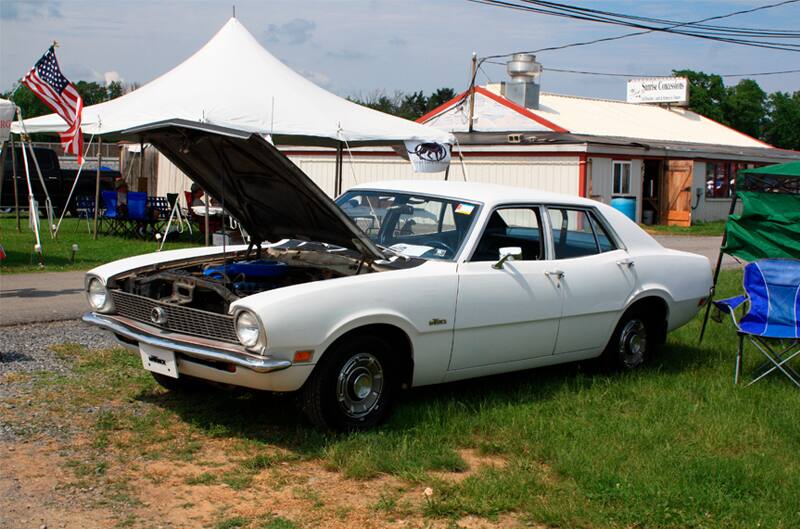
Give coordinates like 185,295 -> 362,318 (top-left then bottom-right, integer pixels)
2,0 -> 799,101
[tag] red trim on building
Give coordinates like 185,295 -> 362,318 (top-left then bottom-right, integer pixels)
578,153 -> 587,197
473,87 -> 568,133
414,86 -> 568,133
416,90 -> 469,123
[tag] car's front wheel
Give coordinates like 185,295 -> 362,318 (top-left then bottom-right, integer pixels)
300,334 -> 395,431
602,309 -> 650,370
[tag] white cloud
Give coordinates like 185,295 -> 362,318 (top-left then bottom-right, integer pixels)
263,18 -> 316,45
103,70 -> 121,85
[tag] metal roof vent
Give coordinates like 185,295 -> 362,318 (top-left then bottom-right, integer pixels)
502,53 -> 542,109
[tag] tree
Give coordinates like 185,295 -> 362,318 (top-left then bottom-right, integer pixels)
2,80 -> 125,120
765,91 -> 800,151
724,79 -> 767,139
427,88 -> 457,112
349,88 -> 457,120
397,91 -> 428,120
672,69 -> 727,123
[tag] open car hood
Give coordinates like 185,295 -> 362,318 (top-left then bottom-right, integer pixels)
126,121 -> 385,261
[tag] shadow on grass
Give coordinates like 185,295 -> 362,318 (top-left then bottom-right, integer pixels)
133,338 -> 715,454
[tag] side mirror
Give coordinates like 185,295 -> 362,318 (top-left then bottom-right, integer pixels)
492,246 -> 523,269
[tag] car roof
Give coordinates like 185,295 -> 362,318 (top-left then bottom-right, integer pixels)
346,180 -> 598,208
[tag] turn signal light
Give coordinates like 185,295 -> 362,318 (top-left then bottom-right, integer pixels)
293,350 -> 314,363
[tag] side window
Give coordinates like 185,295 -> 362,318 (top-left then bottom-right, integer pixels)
471,206 -> 544,262
590,213 -> 617,253
548,207 -> 616,259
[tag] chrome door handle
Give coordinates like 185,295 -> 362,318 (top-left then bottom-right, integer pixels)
616,258 -> 635,268
545,269 -> 565,278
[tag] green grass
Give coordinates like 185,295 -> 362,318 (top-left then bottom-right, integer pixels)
259,515 -> 299,529
643,220 -> 726,237
0,215 -> 200,273
12,268 -> 800,528
215,516 -> 249,529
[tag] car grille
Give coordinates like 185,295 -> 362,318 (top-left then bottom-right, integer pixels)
109,290 -> 238,344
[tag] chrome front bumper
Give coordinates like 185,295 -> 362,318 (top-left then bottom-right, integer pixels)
82,312 -> 292,374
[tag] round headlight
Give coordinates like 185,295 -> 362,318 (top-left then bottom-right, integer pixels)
235,310 -> 262,348
87,278 -> 108,310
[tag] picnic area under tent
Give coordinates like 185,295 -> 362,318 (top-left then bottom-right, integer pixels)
8,16 -> 454,247
12,17 -> 453,148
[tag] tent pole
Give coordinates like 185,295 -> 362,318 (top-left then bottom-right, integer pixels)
204,193 -> 210,246
139,139 -> 145,191
335,142 -> 343,196
0,140 -> 7,224
92,137 -> 103,240
699,192 -> 739,342
10,134 -> 20,232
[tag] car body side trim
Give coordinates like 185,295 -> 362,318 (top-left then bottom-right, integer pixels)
82,312 -> 292,374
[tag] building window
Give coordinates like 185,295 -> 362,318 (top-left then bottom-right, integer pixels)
612,161 -> 632,195
705,161 -> 744,199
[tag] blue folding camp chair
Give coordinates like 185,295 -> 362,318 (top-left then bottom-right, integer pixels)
100,190 -> 121,235
126,192 -> 149,238
714,259 -> 800,388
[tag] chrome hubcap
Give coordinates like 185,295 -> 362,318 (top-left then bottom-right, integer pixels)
336,353 -> 384,419
619,319 -> 647,368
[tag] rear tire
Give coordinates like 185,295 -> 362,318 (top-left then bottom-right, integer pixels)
300,334 -> 395,431
601,309 -> 652,371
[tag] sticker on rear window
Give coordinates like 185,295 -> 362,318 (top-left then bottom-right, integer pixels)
455,203 -> 475,215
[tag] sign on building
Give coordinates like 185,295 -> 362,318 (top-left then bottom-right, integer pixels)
626,77 -> 689,105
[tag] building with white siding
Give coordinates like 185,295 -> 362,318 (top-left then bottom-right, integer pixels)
154,59 -> 798,227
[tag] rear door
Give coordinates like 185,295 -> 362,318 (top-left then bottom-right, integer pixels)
545,206 -> 637,355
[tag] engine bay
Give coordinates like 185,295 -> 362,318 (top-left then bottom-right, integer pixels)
114,253 -> 349,314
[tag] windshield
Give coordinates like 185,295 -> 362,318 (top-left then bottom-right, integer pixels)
336,190 -> 480,260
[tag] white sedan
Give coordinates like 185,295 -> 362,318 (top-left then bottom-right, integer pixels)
83,123 -> 713,430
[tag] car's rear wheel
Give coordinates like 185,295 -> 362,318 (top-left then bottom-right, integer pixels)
602,309 -> 650,370
300,334 -> 395,431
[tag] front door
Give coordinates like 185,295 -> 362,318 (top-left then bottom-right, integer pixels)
664,160 -> 693,227
450,206 -> 563,371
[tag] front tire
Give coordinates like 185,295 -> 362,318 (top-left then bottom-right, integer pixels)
300,334 -> 395,431
602,309 -> 650,370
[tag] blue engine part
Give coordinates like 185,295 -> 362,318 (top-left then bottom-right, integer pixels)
203,260 -> 289,281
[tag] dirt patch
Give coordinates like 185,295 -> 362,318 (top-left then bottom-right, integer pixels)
0,436 -> 526,529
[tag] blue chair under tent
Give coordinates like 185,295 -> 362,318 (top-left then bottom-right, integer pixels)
714,259 -> 800,388
125,192 -> 149,238
100,190 -> 122,235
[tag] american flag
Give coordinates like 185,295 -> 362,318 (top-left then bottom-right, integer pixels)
22,46 -> 84,163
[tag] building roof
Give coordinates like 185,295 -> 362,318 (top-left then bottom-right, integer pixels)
419,84 -> 773,150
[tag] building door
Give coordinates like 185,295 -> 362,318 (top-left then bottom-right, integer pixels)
642,159 -> 661,225
663,160 -> 693,227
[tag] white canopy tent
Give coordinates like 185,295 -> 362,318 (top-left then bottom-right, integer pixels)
12,17 -> 453,148
0,98 -> 14,142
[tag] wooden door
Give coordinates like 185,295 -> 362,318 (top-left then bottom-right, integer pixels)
663,160 -> 693,227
